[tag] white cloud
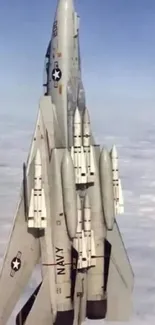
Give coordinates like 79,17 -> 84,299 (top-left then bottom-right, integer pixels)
0,111 -> 155,324
97,123 -> 155,323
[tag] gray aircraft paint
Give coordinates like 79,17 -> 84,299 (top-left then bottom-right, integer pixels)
0,0 -> 133,324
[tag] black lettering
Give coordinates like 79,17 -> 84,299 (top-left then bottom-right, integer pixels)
57,260 -> 64,267
55,247 -> 63,254
55,251 -> 65,275
56,255 -> 63,262
57,268 -> 65,275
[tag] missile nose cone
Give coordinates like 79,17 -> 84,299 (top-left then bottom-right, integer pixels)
74,107 -> 81,124
111,145 -> 117,158
84,193 -> 90,209
83,108 -> 90,124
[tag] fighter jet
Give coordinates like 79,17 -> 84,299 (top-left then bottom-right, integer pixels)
0,0 -> 134,324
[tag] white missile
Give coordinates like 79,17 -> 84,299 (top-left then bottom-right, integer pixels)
110,145 -> 124,215
82,108 -> 95,183
99,147 -> 115,231
76,193 -> 82,233
71,146 -> 87,184
83,193 -> 96,267
74,107 -> 82,147
71,107 -> 87,184
74,194 -> 87,269
28,149 -> 47,229
83,108 -> 90,147
87,145 -> 95,183
79,231 -> 87,269
61,149 -> 77,238
73,194 -> 82,253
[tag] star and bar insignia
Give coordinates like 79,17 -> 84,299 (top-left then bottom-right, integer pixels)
10,251 -> 22,277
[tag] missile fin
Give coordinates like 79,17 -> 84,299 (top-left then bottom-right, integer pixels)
28,189 -> 35,228
90,230 -> 96,267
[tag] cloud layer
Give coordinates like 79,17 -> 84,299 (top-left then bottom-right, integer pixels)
0,112 -> 155,324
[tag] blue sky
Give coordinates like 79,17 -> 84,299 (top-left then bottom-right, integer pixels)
1,1 -> 155,324
0,0 -> 155,135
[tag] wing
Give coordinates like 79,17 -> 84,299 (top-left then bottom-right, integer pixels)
0,192 -> 40,324
105,221 -> 134,321
0,113 -> 44,324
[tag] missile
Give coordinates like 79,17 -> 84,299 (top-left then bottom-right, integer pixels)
28,149 -> 47,229
61,149 -> 77,239
82,108 -> 95,183
73,194 -> 82,254
74,107 -> 82,147
83,108 -> 90,147
83,193 -> 96,267
76,194 -> 82,233
99,147 -> 115,231
71,107 -> 87,184
73,194 -> 88,325
73,194 -> 87,270
110,145 -> 124,215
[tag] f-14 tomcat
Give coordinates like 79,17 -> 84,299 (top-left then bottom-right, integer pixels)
0,0 -> 134,324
